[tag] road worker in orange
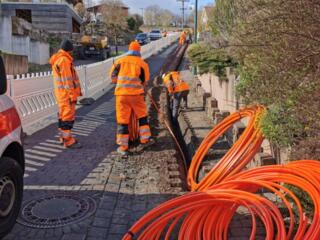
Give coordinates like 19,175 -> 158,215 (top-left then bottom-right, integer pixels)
162,71 -> 190,123
49,39 -> 82,149
179,31 -> 187,45
110,41 -> 155,156
163,30 -> 168,37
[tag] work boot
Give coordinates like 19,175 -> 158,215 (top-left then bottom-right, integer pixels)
117,147 -> 129,156
136,138 -> 156,153
64,139 -> 82,149
58,128 -> 64,145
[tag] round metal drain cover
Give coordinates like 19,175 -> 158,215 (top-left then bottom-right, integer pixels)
18,193 -> 97,228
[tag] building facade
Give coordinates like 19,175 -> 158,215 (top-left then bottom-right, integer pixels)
0,2 -> 83,64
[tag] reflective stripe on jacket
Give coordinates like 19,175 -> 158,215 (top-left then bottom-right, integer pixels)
49,50 -> 82,102
163,71 -> 190,94
110,55 -> 150,96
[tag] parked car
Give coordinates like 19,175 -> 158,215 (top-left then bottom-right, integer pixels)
0,56 -> 25,238
149,29 -> 162,41
135,33 -> 150,45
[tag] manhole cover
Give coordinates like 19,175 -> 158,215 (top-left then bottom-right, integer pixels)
17,193 -> 97,228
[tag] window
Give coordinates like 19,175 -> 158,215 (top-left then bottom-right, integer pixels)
137,33 -> 147,38
16,9 -> 32,23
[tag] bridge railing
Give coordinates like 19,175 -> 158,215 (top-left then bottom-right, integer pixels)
6,34 -> 179,128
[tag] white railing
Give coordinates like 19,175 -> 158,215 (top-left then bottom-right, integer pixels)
6,34 -> 179,128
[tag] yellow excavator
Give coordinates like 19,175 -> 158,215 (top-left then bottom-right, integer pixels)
76,35 -> 111,60
74,21 -> 112,60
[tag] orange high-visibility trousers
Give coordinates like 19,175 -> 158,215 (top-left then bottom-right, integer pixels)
116,95 -> 151,150
179,37 -> 186,45
57,101 -> 77,147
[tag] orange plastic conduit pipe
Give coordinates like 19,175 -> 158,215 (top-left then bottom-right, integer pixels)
123,161 -> 320,240
188,106 -> 265,191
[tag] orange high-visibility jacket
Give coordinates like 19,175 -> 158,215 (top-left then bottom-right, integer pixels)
179,32 -> 187,43
163,71 -> 190,94
49,50 -> 82,102
110,55 -> 150,96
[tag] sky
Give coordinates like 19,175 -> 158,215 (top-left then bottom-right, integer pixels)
123,0 -> 214,15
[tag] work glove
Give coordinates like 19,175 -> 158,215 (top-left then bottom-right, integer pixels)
70,95 -> 78,104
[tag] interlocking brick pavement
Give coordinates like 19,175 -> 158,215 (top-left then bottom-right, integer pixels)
4,46 -> 180,240
4,45 -> 268,240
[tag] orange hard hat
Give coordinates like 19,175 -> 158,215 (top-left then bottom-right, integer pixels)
129,41 -> 141,52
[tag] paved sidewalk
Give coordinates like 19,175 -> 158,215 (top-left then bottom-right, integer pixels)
4,45 -> 182,240
4,45 -> 268,240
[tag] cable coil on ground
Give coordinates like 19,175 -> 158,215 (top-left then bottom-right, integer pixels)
123,105 -> 320,240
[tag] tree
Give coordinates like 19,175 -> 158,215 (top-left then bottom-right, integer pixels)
127,17 -> 136,31
144,5 -> 161,26
132,14 -> 144,29
205,0 -> 320,160
74,2 -> 86,18
127,14 -> 144,32
159,9 -> 174,27
144,5 -> 175,27
100,0 -> 128,54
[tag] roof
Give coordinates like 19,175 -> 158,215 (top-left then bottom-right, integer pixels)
86,3 -> 129,11
0,2 -> 83,24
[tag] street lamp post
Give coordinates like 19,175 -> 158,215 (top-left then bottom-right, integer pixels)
192,0 -> 198,75
177,0 -> 189,29
194,0 -> 198,43
140,8 -> 144,23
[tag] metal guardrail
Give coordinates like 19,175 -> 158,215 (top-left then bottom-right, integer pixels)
6,34 -> 179,128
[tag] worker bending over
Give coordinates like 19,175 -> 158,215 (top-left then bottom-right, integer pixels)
49,39 -> 82,149
110,41 -> 154,156
162,71 -> 190,123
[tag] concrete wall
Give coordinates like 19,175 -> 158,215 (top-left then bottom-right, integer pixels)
0,13 -> 13,53
196,69 -> 286,165
30,40 -> 50,64
0,2 -> 82,33
0,14 -> 49,64
198,68 -> 240,113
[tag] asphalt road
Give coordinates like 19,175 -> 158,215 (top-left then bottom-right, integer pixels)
74,45 -> 128,66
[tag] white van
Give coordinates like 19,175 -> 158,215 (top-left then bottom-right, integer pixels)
0,56 -> 25,238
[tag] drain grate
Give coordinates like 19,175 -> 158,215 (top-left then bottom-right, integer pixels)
18,193 -> 97,228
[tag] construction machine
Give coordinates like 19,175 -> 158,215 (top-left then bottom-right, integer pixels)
74,21 -> 112,60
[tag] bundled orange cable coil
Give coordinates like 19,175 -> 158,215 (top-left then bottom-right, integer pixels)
123,106 -> 320,240
188,106 -> 265,191
123,160 -> 320,240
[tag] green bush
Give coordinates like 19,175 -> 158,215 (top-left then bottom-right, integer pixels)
187,43 -> 237,80
259,104 -> 304,147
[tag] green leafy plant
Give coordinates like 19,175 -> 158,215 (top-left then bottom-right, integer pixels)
187,43 -> 237,80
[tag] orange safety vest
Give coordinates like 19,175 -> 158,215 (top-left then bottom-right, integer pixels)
49,50 -> 82,102
179,32 -> 187,43
110,55 -> 150,96
163,71 -> 190,94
